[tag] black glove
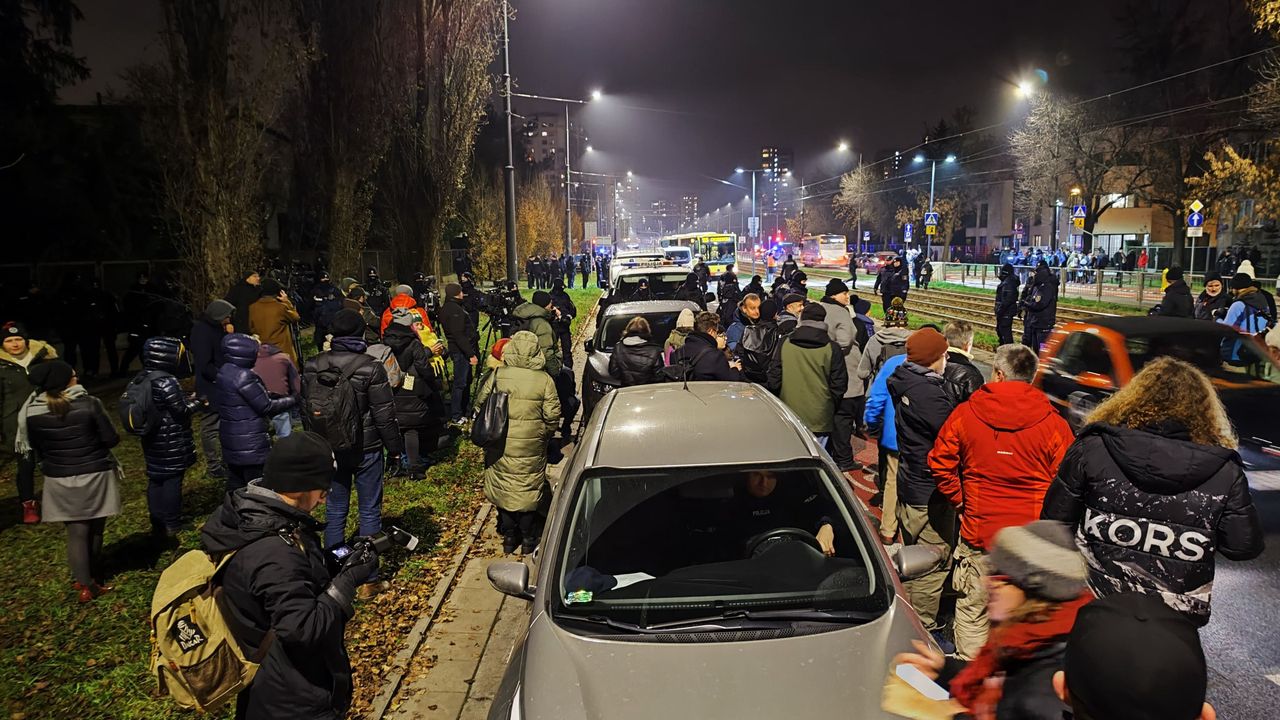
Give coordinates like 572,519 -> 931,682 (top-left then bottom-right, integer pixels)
324,540 -> 379,616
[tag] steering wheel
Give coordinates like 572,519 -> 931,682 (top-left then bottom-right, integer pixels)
744,527 -> 822,558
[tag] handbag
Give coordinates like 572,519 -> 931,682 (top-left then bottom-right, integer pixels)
470,369 -> 510,449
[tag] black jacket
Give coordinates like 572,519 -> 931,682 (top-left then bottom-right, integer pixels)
1194,289 -> 1230,321
669,331 -> 743,381
609,336 -> 664,386
673,281 -> 708,310
1041,422 -> 1263,625
225,280 -> 260,335
440,297 -> 479,359
1158,279 -> 1194,318
781,259 -> 798,280
303,336 -> 404,456
939,642 -> 1070,720
190,305 -> 231,402
27,394 -> 120,477
886,361 -> 957,506
382,324 -> 444,431
1021,266 -> 1059,329
738,319 -> 781,386
139,337 -> 200,476
942,350 -> 984,404
201,486 -> 351,720
881,265 -> 909,300
995,271 -> 1020,318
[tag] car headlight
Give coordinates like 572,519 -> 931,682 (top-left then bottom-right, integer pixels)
589,379 -> 617,395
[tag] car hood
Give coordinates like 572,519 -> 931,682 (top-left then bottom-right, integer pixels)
516,597 -> 923,720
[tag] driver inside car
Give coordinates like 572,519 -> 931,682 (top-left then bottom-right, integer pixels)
733,470 -> 838,557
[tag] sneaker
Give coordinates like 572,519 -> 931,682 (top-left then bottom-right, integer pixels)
930,629 -> 957,655
21,500 -> 39,524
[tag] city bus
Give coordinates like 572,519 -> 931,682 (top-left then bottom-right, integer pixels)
660,232 -> 740,274
799,234 -> 848,267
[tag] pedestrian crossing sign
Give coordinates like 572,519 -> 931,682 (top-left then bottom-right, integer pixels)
924,212 -> 940,226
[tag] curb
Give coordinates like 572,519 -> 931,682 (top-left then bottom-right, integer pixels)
366,501 -> 494,720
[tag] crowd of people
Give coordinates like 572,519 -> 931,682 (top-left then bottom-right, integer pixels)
524,252 -> 607,290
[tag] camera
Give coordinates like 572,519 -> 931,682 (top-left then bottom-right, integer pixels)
328,525 -> 419,564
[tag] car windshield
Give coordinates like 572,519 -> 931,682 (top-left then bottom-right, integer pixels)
596,311 -> 683,352
552,465 -> 888,629
611,272 -> 689,300
1127,331 -> 1280,386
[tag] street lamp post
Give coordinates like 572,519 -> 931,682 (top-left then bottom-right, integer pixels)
735,167 -> 769,276
512,90 -> 595,257
913,153 -> 956,257
500,0 -> 518,282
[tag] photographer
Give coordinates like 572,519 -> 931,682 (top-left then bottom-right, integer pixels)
201,432 -> 373,720
511,291 -> 562,373
440,283 -> 479,425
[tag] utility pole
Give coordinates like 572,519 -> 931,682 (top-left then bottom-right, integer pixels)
564,104 -> 572,256
500,0 -> 518,283
926,159 -> 936,258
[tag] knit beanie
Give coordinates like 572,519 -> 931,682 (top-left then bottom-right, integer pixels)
28,360 -> 74,393
391,307 -> 418,327
885,297 -> 909,327
906,327 -> 949,366
532,290 -> 552,307
782,292 -> 806,307
792,270 -> 808,283
491,336 -> 511,361
825,278 -> 849,296
676,308 -> 695,329
259,278 -> 283,298
445,283 -> 463,298
758,298 -> 778,320
1166,266 -> 1184,281
1237,259 -> 1256,278
800,303 -> 827,322
988,520 -> 1087,602
1203,271 -> 1221,284
1231,272 -> 1254,290
260,432 -> 336,493
3,321 -> 27,341
330,308 -> 364,338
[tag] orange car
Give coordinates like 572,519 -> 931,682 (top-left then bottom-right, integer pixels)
1034,316 -> 1280,474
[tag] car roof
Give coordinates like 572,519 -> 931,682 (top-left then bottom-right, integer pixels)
612,265 -> 688,278
601,299 -> 701,317
615,250 -> 663,258
582,382 -> 821,470
1075,316 -> 1239,338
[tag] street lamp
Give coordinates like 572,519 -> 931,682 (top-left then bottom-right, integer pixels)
837,141 -> 850,153
591,88 -> 602,101
1016,80 -> 1034,98
912,153 -> 958,256
734,166 -> 772,275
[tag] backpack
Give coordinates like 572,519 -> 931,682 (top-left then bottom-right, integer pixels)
119,370 -> 165,436
738,325 -> 778,385
659,348 -> 715,383
301,357 -> 368,451
366,343 -> 405,388
149,544 -> 275,712
871,337 -> 907,380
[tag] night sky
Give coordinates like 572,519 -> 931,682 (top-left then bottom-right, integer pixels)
65,0 -> 1125,208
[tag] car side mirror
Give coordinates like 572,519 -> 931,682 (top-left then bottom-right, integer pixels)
892,544 -> 946,581
488,561 -> 535,601
583,339 -> 595,354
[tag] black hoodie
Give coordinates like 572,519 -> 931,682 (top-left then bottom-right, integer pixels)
1158,279 -> 1194,318
201,485 -> 352,719
1041,422 -> 1263,625
994,265 -> 1020,317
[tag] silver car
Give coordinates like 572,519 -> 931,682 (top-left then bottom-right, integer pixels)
487,382 -> 942,720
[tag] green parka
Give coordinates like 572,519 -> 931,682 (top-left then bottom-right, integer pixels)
474,331 -> 561,512
510,302 -> 561,373
0,340 -> 56,452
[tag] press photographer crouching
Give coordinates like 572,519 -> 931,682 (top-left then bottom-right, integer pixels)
200,431 -> 376,720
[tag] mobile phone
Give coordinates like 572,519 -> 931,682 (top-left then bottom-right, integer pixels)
895,663 -> 950,701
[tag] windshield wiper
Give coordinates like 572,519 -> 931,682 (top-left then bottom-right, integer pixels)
557,614 -> 658,634
647,607 -> 880,630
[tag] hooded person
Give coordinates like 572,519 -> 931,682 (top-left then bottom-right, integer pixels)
767,303 -> 848,444
1194,271 -> 1230,321
139,336 -> 203,537
225,269 -> 261,334
1156,266 -> 1194,318
742,274 -> 766,300
609,316 -> 665,387
1,320 -> 57,522
510,290 -> 562,374
673,272 -> 707,310
190,299 -> 234,481
819,278 -> 866,472
200,431 -> 377,720
1020,261 -> 1059,350
994,262 -> 1020,345
217,333 -> 298,492
850,294 -> 876,350
856,296 -> 911,389
664,308 -> 696,364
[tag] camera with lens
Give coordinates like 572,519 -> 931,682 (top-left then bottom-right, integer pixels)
327,525 -> 419,569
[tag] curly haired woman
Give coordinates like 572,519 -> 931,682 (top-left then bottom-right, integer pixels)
1041,356 -> 1263,625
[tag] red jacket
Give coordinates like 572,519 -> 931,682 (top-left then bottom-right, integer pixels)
380,293 -> 432,336
928,381 -> 1074,550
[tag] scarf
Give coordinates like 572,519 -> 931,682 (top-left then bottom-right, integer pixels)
950,591 -> 1094,719
15,383 -> 90,455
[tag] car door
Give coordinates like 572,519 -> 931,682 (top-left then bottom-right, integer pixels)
1040,331 -> 1119,429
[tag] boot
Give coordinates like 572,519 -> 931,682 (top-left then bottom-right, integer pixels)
21,500 -> 40,524
73,582 -> 109,604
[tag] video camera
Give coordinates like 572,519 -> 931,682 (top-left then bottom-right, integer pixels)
479,280 -> 524,324
328,525 -> 419,566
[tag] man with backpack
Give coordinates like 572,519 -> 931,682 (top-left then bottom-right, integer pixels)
198,431 -> 375,719
302,309 -> 402,598
669,311 -> 744,381
819,279 -> 865,473
736,298 -> 781,386
856,297 -> 911,392
766,303 -> 847,448
725,293 -> 761,352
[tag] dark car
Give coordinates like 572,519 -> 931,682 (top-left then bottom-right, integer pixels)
1035,316 -> 1280,477
582,299 -> 701,419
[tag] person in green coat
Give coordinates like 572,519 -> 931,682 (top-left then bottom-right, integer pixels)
474,331 -> 561,555
1,322 -> 57,523
766,304 -> 848,446
509,291 -> 562,374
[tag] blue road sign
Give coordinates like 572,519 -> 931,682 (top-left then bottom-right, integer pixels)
863,230 -> 871,241
904,223 -> 914,242
1071,205 -> 1087,219
923,212 -> 940,226
1187,211 -> 1204,227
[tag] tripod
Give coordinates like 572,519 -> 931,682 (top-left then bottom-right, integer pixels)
470,313 -> 506,398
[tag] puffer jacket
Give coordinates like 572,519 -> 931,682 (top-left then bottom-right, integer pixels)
929,381 -> 1074,550
200,484 -> 351,720
767,320 -> 848,433
942,349 -> 984,404
382,323 -> 444,430
474,331 -> 561,512
863,354 -> 907,452
139,337 -> 200,476
216,334 -> 296,466
27,394 -> 119,477
994,268 -> 1020,318
248,296 -> 301,367
302,336 -> 403,455
609,335 -> 664,386
886,361 -> 957,506
379,293 -> 432,336
0,339 -> 55,449
820,298 -> 864,399
1041,422 -> 1264,625
1021,265 -> 1059,329
510,302 -> 561,373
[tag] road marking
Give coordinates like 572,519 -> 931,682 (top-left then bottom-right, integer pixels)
1266,674 -> 1280,687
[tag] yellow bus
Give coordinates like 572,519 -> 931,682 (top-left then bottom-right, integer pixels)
660,232 -> 740,274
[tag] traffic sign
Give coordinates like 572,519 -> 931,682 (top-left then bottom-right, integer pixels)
904,223 -> 914,242
1073,217 -> 1085,230
863,230 -> 871,241
1187,211 -> 1204,228
926,224 -> 937,236
1190,199 -> 1204,213
747,216 -> 760,237
1187,226 -> 1204,237
923,212 -> 940,226
1071,205 -> 1087,220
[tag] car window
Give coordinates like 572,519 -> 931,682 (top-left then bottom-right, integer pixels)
1057,332 -> 1115,381
595,312 -> 681,352
1127,332 -> 1280,386
552,465 -> 887,630
611,273 -> 689,300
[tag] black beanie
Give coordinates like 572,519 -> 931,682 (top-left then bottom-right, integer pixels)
800,303 -> 827,322
824,278 -> 849,296
532,290 -> 552,307
330,308 -> 364,338
260,432 -> 336,493
1166,266 -> 1184,281
1231,272 -> 1253,290
260,278 -> 283,297
758,298 -> 778,319
28,360 -> 74,393
2,321 -> 27,341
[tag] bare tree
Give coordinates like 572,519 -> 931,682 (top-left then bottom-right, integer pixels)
127,0 -> 303,303
835,166 -> 895,235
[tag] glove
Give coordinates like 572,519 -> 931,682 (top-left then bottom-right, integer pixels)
324,540 -> 379,616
